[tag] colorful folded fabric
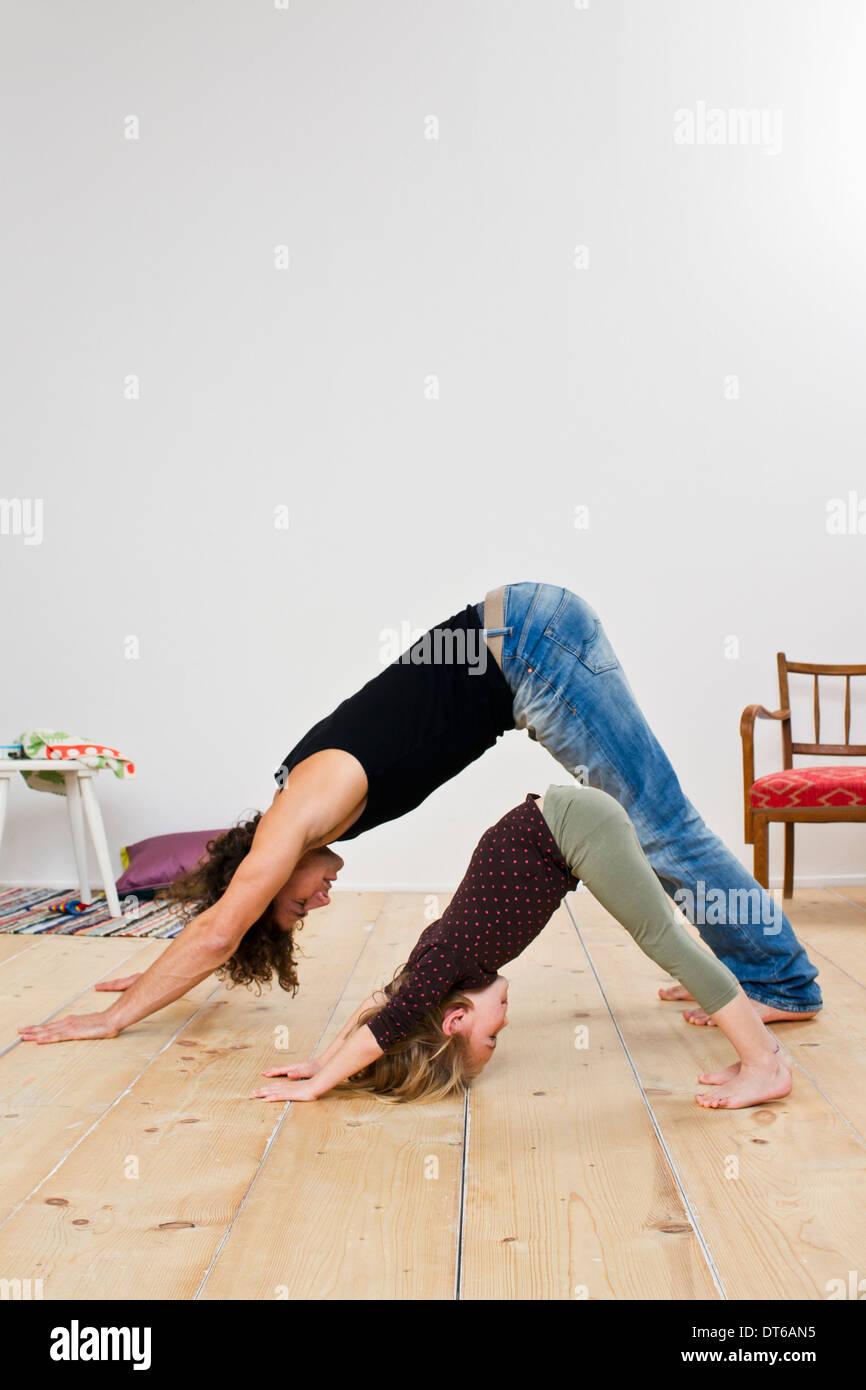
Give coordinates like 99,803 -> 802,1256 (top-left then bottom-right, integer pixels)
15,728 -> 136,796
46,897 -> 95,915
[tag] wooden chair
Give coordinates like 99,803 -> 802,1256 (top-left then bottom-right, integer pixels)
740,655 -> 866,897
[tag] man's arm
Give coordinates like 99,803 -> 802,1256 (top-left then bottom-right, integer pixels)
18,751 -> 368,1045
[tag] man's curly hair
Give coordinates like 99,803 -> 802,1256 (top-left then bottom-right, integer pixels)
157,813 -> 303,996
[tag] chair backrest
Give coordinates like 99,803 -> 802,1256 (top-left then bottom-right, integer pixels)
777,653 -> 866,765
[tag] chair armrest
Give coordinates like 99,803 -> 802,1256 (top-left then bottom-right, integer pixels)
740,705 -> 790,798
740,704 -> 790,737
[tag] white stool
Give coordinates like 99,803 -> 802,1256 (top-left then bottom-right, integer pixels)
0,759 -> 122,918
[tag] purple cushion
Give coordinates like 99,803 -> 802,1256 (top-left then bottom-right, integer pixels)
116,829 -> 229,893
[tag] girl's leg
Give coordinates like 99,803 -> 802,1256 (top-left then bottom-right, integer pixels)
541,783 -> 792,1108
541,784 -> 741,1017
499,584 -> 822,1017
696,992 -> 791,1109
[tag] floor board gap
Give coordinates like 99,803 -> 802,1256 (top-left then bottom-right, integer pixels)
564,896 -> 728,1300
0,980 -> 224,1234
453,1087 -> 470,1302
194,907 -> 385,1299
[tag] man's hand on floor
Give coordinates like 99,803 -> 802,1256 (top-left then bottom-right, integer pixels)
18,972 -> 146,1042
18,1012 -> 121,1043
95,973 -> 143,992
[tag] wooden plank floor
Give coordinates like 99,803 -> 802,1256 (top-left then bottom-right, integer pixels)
0,885 -> 863,1300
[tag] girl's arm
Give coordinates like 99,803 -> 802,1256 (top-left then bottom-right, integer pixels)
255,1024 -> 383,1102
315,990 -> 388,1067
265,990 -> 388,1078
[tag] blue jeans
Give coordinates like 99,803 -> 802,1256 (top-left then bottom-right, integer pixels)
488,583 -> 822,1013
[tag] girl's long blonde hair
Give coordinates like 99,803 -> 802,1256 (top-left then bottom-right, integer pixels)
332,964 -> 486,1104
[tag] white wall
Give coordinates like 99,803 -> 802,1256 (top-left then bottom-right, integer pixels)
2,0 -> 865,891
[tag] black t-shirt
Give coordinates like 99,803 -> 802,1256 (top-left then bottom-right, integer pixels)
275,603 -> 515,840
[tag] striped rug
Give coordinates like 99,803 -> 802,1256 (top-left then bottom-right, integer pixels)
0,887 -> 194,938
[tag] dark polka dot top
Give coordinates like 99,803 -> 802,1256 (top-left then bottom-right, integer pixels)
367,794 -> 578,1049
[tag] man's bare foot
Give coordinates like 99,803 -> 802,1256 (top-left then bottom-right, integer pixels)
682,1001 -> 819,1028
697,1061 -> 741,1085
695,1055 -> 792,1109
659,984 -> 819,1027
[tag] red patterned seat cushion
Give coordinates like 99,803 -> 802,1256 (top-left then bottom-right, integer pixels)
749,765 -> 866,809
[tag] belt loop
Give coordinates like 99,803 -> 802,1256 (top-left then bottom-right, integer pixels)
483,585 -> 507,671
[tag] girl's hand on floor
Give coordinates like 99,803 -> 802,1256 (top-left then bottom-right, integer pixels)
95,973 -> 143,992
260,1060 -> 321,1079
252,1078 -> 318,1102
18,1012 -> 120,1043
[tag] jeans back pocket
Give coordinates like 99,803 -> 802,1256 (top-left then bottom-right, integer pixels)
544,593 -> 620,674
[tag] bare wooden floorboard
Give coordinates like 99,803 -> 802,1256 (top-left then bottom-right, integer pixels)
829,885 -> 866,913
0,936 -> 39,968
0,887 -> 862,1302
460,902 -> 719,1301
0,893 -> 381,1299
758,887 -> 866,1144
570,893 -> 866,1300
0,937 -> 165,1047
635,886 -> 866,1137
770,958 -> 866,1147
784,886 -> 866,987
0,941 -> 218,1226
200,893 -> 465,1301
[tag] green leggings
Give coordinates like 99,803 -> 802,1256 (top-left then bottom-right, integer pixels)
540,783 -> 740,1016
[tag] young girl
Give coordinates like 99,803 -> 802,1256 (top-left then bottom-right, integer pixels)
254,784 -> 793,1112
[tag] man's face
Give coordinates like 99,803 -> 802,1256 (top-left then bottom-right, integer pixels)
270,848 -> 344,931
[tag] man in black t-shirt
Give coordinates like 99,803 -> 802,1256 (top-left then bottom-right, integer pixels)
19,582 -> 820,1053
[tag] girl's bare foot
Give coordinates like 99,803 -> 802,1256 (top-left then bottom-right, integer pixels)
695,1054 -> 792,1109
682,1001 -> 819,1027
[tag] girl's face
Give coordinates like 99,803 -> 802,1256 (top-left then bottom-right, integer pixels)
444,975 -> 510,1070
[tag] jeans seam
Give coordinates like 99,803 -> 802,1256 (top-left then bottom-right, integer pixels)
555,623 -> 621,675
508,655 -> 646,803
508,584 -> 544,662
506,653 -> 601,745
539,588 -> 571,653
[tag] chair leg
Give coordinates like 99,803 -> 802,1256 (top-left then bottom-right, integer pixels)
753,817 -> 769,889
783,823 -> 795,899
743,804 -> 755,846
65,774 -> 92,904
78,774 -> 122,918
0,775 -> 11,853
